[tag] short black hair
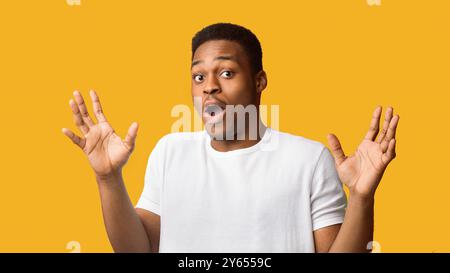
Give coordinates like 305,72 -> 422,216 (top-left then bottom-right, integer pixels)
191,23 -> 263,74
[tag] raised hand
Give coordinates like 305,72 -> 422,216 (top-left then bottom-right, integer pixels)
62,90 -> 139,179
327,106 -> 399,199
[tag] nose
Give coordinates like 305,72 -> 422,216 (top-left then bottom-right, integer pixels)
203,75 -> 220,95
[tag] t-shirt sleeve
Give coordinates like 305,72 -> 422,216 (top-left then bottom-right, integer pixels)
310,146 -> 347,231
135,136 -> 167,216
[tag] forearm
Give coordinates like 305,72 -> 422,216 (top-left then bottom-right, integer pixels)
97,171 -> 151,252
328,193 -> 374,253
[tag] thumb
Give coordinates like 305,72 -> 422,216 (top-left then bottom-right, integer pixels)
124,122 -> 139,149
327,133 -> 346,165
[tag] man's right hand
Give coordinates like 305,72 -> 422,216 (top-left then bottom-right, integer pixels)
62,90 -> 139,180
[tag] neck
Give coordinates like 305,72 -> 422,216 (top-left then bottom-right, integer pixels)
210,119 -> 267,152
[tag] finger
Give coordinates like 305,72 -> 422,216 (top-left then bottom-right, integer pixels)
364,106 -> 382,141
381,115 -> 399,152
382,138 -> 396,164
327,133 -> 346,166
376,106 -> 393,143
73,91 -> 95,127
62,128 -> 86,149
70,99 -> 89,135
124,122 -> 139,149
90,90 -> 108,123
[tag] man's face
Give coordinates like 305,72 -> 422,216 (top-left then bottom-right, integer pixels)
191,40 -> 260,139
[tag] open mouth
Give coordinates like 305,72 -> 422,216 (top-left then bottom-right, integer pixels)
203,104 -> 225,124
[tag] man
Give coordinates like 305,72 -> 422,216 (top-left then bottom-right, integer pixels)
62,23 -> 399,253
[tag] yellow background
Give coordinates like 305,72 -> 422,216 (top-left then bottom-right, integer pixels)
0,0 -> 449,252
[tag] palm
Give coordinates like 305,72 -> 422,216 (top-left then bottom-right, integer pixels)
84,122 -> 133,176
328,106 -> 399,198
336,140 -> 388,197
62,90 -> 139,178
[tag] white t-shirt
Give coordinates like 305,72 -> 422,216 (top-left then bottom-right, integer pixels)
135,128 -> 347,253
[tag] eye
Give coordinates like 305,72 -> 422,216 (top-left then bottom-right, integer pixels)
193,74 -> 204,82
220,71 -> 233,78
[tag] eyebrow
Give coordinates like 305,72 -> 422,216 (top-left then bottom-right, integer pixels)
191,55 -> 238,68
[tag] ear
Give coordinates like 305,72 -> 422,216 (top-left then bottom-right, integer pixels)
255,70 -> 267,94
